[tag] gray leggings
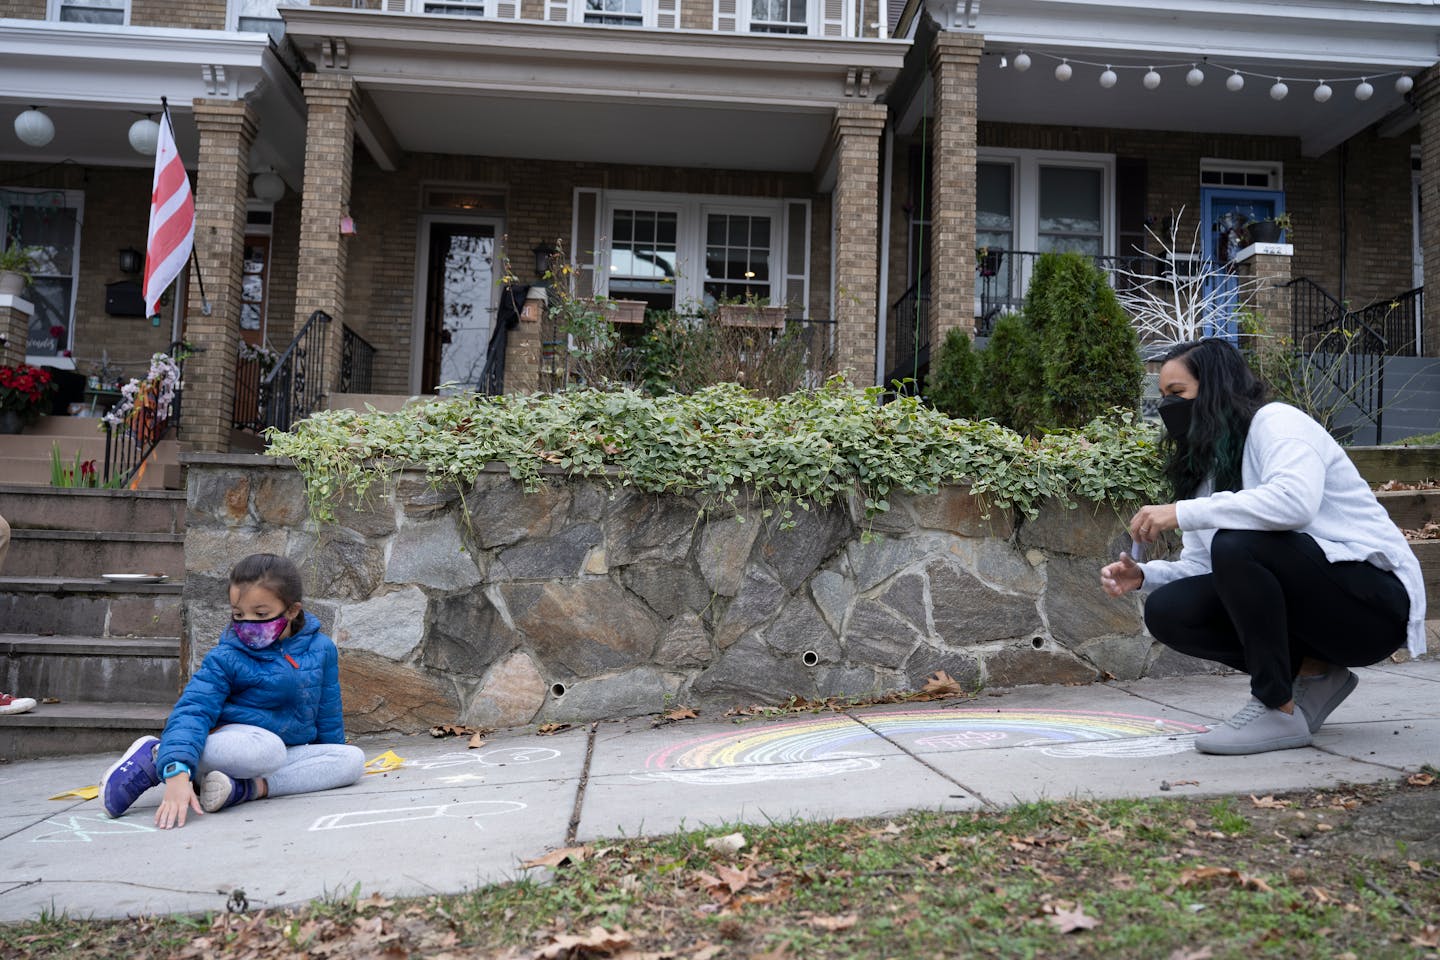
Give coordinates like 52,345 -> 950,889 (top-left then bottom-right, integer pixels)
199,724 -> 365,798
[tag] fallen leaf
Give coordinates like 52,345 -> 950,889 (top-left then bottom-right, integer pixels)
1171,779 -> 1200,787
533,925 -> 634,958
537,723 -> 572,736
1179,866 -> 1272,893
665,707 -> 697,720
41,697 -> 61,704
1249,794 -> 1292,809
1406,772 -> 1435,786
703,832 -> 746,857
468,732 -> 488,750
807,913 -> 858,931
521,846 -> 591,869
1410,925 -> 1440,948
1047,904 -> 1100,933
430,723 -> 483,738
356,893 -> 393,910
918,670 -> 964,697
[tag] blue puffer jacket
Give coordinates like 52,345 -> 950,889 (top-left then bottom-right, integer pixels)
156,611 -> 346,774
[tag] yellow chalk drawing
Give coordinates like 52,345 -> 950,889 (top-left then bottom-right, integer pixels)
49,785 -> 100,801
364,750 -> 405,774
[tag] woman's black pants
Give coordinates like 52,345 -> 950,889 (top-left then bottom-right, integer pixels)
1143,529 -> 1409,708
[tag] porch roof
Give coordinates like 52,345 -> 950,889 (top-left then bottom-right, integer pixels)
280,7 -> 908,173
894,0 -> 1438,156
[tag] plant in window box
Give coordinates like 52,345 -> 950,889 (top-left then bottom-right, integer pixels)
0,362 -> 57,433
608,299 -> 648,324
0,243 -> 40,297
715,297 -> 787,329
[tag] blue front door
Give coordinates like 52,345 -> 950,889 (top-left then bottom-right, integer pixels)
1200,188 -> 1285,339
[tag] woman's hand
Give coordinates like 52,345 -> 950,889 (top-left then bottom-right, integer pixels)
155,774 -> 202,829
1128,503 -> 1179,544
1100,552 -> 1145,597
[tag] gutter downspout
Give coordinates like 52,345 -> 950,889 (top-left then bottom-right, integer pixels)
1338,142 -> 1347,304
875,116 -> 895,387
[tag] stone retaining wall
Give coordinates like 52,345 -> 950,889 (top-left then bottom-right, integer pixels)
183,455 -> 1207,734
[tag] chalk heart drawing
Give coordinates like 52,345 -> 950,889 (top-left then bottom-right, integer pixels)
408,748 -> 561,772
34,815 -> 157,843
310,799 -> 527,832
635,708 -> 1207,785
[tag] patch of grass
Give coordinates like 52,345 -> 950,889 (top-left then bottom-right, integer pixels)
7,780 -> 1439,959
1391,431 -> 1440,446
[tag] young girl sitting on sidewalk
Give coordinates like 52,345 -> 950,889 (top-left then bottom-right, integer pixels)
100,553 -> 364,828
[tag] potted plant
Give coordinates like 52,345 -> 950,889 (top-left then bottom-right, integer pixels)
1246,212 -> 1290,245
976,245 -> 1004,278
0,362 -> 58,433
608,299 -> 648,324
0,243 -> 39,297
716,298 -> 786,329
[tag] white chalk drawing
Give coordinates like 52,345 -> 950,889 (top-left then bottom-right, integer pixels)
437,774 -> 488,785
1039,735 -> 1199,759
406,748 -> 562,772
913,731 -> 1008,750
635,753 -> 882,786
309,799 -> 527,832
32,815 -> 157,843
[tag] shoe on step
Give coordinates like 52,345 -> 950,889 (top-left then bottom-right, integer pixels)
1194,698 -> 1312,755
101,735 -> 162,818
1292,667 -> 1358,734
200,771 -> 258,813
0,693 -> 37,715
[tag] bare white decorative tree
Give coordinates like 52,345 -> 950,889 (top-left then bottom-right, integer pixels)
1113,207 -> 1266,351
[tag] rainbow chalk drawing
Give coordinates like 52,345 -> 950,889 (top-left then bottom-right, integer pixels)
636,708 -> 1206,785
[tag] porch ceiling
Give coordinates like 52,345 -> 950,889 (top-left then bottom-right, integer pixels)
282,6 -> 906,172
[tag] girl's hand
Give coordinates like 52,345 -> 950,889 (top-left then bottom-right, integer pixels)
1100,552 -> 1144,597
1128,503 -> 1179,544
155,774 -> 202,829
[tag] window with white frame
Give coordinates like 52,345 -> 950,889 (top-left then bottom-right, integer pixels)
2,188 -> 84,364
976,150 -> 1114,257
49,0 -> 127,24
583,0 -> 644,26
1199,159 -> 1282,190
423,0 -> 488,15
749,0 -> 809,33
581,192 -> 808,315
229,0 -> 309,41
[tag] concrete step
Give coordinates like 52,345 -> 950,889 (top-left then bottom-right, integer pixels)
0,484 -> 186,535
325,393 -> 432,414
1378,488 -> 1440,531
0,577 -> 182,639
1347,445 -> 1440,484
0,634 -> 180,704
0,701 -> 169,761
4,529 -> 185,579
1411,539 -> 1440,609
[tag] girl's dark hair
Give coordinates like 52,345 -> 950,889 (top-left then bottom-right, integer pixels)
1159,339 -> 1268,500
230,553 -> 304,609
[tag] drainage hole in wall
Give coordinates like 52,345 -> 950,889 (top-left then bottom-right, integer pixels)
801,650 -> 820,667
1031,636 -> 1046,649
550,682 -> 567,697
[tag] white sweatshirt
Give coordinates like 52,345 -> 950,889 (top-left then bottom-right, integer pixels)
1138,403 -> 1427,656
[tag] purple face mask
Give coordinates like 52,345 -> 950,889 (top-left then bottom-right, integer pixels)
231,614 -> 289,650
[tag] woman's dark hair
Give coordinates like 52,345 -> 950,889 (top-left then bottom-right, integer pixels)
230,553 -> 304,610
1159,339 -> 1267,500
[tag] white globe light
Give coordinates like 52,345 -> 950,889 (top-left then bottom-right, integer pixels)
127,117 -> 160,156
1186,66 -> 1205,87
1226,72 -> 1245,92
1054,60 -> 1072,82
252,170 -> 285,204
1013,51 -> 1031,72
1269,80 -> 1288,101
14,107 -> 55,148
1395,75 -> 1414,94
1143,69 -> 1162,90
1099,68 -> 1117,89
1355,79 -> 1374,101
1313,82 -> 1332,103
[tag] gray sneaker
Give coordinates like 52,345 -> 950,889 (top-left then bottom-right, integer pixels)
1194,698 -> 1313,755
1292,668 -> 1358,734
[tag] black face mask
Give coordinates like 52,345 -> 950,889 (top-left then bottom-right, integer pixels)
1159,395 -> 1195,441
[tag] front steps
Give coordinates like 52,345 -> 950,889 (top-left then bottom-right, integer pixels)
0,414 -> 181,488
0,484 -> 184,760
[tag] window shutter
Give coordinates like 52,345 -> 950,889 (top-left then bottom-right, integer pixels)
656,0 -> 679,28
714,0 -> 737,32
545,0 -> 569,20
572,189 -> 601,299
821,0 -> 845,35
381,0 -> 408,11
494,0 -> 520,16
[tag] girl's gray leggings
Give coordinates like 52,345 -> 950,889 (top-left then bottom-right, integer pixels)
199,724 -> 365,798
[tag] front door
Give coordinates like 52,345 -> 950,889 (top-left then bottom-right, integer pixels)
421,220 -> 501,394
1200,188 -> 1285,339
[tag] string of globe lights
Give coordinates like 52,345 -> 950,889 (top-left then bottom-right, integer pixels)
991,51 -> 1415,102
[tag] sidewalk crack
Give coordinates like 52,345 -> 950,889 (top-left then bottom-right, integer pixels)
845,710 -> 998,809
566,721 -> 597,845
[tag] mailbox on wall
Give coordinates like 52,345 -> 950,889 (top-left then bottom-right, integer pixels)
105,279 -> 145,317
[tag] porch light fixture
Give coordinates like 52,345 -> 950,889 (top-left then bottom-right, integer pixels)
1099,67 -> 1117,89
118,247 -> 142,275
533,242 -> 559,276
1012,51 -> 1031,72
1313,82 -> 1333,103
251,168 -> 285,204
127,116 -> 160,156
1354,79 -> 1374,101
1186,64 -> 1205,87
1142,68 -> 1161,90
14,107 -> 55,148
1054,60 -> 1072,82
1226,72 -> 1245,93
1396,75 -> 1414,94
1269,79 -> 1288,101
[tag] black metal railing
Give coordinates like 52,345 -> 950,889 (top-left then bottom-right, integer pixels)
102,340 -> 188,488
1347,287 -> 1424,357
884,272 -> 930,388
339,324 -> 375,393
1296,308 -> 1388,441
254,309 -> 332,435
1287,277 -> 1346,345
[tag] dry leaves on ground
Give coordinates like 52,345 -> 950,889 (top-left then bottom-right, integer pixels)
1176,866 -> 1273,893
521,846 -> 593,870
1401,521 -> 1440,540
652,707 -> 699,728
532,925 -> 634,958
1377,479 -> 1439,491
803,913 -> 858,932
430,723 -> 486,739
1408,773 -> 1436,787
1249,794 -> 1292,809
537,723 -> 572,736
1045,904 -> 1100,934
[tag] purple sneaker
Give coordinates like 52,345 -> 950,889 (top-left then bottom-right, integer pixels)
101,735 -> 161,818
199,771 -> 258,813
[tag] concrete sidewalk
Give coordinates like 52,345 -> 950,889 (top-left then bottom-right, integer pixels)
2,661 -> 1437,923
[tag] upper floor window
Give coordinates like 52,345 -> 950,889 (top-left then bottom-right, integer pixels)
49,0 -> 127,24
584,0 -> 644,26
749,0 -> 808,33
230,0 -> 310,41
423,0 -> 488,15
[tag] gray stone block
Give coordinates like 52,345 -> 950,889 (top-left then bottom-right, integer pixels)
1042,555 -> 1143,645
928,559 -> 1042,646
654,613 -> 713,669
490,523 -> 600,581
810,568 -> 854,633
879,572 -> 928,634
902,646 -> 982,692
388,514 -> 485,590
605,493 -> 699,566
754,503 -> 852,590
843,599 -> 922,669
763,596 -> 841,662
622,561 -> 714,620
424,590 -> 517,676
1018,498 -> 1128,558
714,567 -> 787,649
697,516 -> 760,596
499,580 -> 662,678
297,528 -> 386,601
982,640 -> 1100,687
467,476 -> 572,548
690,633 -> 818,705
335,586 -> 429,661
543,666 -> 679,723
1077,633 -> 1154,681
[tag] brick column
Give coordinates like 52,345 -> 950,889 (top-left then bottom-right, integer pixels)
1418,64 -> 1440,356
295,74 -> 361,392
184,99 -> 258,453
832,102 -> 887,384
503,287 -> 545,394
928,33 -> 983,349
1234,246 -> 1293,342
0,297 -> 33,367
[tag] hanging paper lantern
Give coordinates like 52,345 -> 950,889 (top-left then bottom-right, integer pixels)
1054,60 -> 1072,82
1354,79 -> 1374,101
1099,67 -> 1117,89
14,107 -> 55,148
1013,51 -> 1031,72
1269,80 -> 1289,101
1313,82 -> 1333,103
1226,72 -> 1245,92
128,117 -> 160,155
1143,68 -> 1162,90
1186,65 -> 1205,87
1395,75 -> 1414,94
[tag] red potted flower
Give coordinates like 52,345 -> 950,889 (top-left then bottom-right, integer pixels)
0,362 -> 58,433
